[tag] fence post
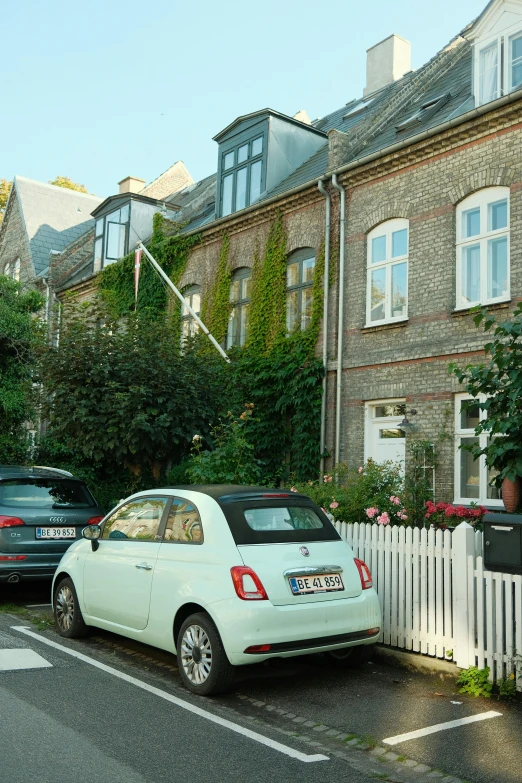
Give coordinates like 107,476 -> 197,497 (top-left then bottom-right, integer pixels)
452,521 -> 476,669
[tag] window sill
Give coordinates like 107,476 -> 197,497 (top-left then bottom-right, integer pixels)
362,318 -> 409,333
451,299 -> 511,317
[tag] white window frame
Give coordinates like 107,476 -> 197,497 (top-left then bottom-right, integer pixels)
366,218 -> 409,327
454,393 -> 502,507
181,285 -> 201,345
455,186 -> 510,310
474,20 -> 522,106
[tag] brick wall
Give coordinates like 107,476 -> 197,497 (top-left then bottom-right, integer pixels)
0,188 -> 33,285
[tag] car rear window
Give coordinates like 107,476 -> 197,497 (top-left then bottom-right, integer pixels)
244,506 -> 324,532
0,479 -> 95,509
220,499 -> 341,545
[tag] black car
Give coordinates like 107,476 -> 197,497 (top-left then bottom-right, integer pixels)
0,465 -> 105,583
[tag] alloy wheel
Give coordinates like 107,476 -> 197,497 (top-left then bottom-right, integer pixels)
55,585 -> 75,632
180,624 -> 213,684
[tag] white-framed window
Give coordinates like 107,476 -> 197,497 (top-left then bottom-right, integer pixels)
181,285 -> 201,344
454,393 -> 502,506
455,187 -> 510,309
286,248 -> 315,333
366,218 -> 408,326
2,258 -> 20,281
227,268 -> 251,348
364,400 -> 407,472
474,24 -> 522,106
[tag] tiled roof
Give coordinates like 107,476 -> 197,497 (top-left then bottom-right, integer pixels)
14,176 -> 103,276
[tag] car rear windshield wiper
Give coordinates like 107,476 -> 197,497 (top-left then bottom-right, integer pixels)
52,503 -> 89,509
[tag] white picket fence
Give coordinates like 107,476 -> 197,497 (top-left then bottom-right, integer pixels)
334,520 -> 522,690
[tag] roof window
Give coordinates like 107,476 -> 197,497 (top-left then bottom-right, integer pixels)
343,97 -> 374,119
395,93 -> 450,133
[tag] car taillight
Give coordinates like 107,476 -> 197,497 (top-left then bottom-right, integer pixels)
244,644 -> 271,653
0,516 -> 25,528
230,566 -> 268,600
0,555 -> 27,561
354,558 -> 373,590
87,516 -> 104,525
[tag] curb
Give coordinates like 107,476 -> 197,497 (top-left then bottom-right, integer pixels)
373,645 -> 460,679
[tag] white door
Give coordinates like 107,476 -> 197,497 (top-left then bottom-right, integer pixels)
82,496 -> 168,630
365,402 -> 406,471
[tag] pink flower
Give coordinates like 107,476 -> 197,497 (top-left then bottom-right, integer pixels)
377,512 -> 390,525
290,486 -> 298,493
358,467 -> 363,473
366,507 -> 379,519
323,474 -> 333,483
398,512 -> 408,520
330,499 -> 339,509
391,496 -> 401,505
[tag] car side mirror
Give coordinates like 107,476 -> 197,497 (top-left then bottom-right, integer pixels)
83,524 -> 101,551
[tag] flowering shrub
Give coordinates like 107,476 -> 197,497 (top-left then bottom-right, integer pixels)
424,500 -> 487,529
289,459 -> 406,525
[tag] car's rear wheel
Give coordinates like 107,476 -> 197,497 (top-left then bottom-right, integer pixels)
327,644 -> 375,666
177,612 -> 235,696
54,577 -> 88,638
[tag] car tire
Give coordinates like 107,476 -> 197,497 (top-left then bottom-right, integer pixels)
177,612 -> 235,696
54,577 -> 88,638
327,643 -> 376,666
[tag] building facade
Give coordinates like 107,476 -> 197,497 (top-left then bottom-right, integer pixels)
50,0 -> 522,507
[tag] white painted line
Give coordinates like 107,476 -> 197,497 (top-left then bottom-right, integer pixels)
12,626 -> 328,764
383,711 -> 503,746
25,603 -> 52,608
0,648 -> 53,671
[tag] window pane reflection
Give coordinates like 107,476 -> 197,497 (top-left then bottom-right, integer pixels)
460,437 -> 480,498
391,262 -> 407,317
370,268 -> 386,322
487,236 -> 508,299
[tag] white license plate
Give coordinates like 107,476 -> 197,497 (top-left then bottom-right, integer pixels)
289,573 -> 344,595
36,527 -> 76,539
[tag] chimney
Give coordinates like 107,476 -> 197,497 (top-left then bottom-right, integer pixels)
364,34 -> 411,97
293,109 -> 311,125
118,176 -> 146,195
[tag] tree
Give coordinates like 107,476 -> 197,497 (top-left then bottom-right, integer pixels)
450,303 -> 522,484
0,277 -> 44,462
0,179 -> 12,224
38,303 -> 226,476
48,176 -> 88,193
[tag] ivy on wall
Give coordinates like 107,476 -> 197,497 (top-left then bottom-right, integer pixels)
200,233 -> 231,345
97,214 -> 200,318
88,210 -> 327,482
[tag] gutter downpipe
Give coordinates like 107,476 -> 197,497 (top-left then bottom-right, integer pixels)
317,178 -> 331,479
330,174 -> 345,467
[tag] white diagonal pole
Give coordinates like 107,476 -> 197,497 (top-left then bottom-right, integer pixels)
137,241 -> 230,363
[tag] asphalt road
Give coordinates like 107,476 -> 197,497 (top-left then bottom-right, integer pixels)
2,581 -> 522,783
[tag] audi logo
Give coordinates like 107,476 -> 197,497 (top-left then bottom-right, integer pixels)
49,516 -> 67,524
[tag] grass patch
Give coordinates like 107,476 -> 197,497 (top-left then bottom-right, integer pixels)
397,755 -> 407,762
361,734 -> 378,750
343,734 -> 358,742
0,603 -> 29,616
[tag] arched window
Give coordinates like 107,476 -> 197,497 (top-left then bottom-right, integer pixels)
3,261 -> 11,278
181,285 -> 201,343
456,187 -> 510,309
286,248 -> 315,333
13,259 -> 20,281
366,219 -> 409,325
227,268 -> 251,348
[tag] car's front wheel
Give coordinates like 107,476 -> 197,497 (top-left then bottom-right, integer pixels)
54,577 -> 88,638
177,612 -> 235,696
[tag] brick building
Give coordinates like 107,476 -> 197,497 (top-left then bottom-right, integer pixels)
50,0 -> 522,506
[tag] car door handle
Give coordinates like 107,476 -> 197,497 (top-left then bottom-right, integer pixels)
135,563 -> 152,571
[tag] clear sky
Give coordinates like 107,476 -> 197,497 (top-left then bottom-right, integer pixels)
3,0 -> 486,198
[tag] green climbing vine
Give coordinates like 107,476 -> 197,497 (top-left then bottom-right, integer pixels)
247,214 -> 287,353
200,233 -> 231,345
97,213 -> 200,318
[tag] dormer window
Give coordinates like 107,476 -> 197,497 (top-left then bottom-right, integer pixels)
220,136 -> 264,217
472,1 -> 522,106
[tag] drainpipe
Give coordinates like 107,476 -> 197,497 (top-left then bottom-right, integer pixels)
331,174 -> 346,466
317,178 -> 330,479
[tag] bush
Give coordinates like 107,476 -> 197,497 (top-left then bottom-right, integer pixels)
187,404 -> 266,485
424,501 -> 487,530
291,459 -> 406,525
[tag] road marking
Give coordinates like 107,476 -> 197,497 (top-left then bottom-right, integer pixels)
0,648 -> 53,671
383,710 -> 503,746
12,626 -> 328,764
25,604 -> 52,608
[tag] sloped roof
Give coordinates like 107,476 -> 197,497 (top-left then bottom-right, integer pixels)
14,176 -> 103,276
